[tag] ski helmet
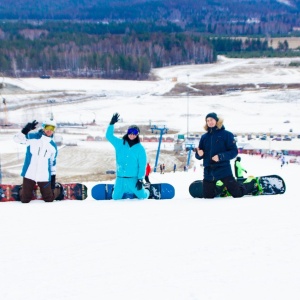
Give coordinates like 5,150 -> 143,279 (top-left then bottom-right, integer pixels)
42,118 -> 57,131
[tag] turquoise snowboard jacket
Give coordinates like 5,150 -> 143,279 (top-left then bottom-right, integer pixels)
106,125 -> 147,180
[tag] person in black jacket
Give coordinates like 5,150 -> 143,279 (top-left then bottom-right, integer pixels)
195,112 -> 257,198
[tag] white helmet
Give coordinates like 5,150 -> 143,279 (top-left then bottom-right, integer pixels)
42,118 -> 57,130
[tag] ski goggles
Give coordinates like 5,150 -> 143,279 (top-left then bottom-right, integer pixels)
44,125 -> 56,131
127,128 -> 139,135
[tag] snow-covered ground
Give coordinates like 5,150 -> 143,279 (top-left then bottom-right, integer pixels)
0,154 -> 299,300
0,56 -> 300,300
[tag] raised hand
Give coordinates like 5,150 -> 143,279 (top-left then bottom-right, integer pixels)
21,120 -> 38,135
110,113 -> 120,125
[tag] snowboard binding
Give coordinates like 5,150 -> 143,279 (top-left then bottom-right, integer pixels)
54,182 -> 65,200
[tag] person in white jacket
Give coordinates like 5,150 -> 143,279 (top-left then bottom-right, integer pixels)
14,119 -> 62,203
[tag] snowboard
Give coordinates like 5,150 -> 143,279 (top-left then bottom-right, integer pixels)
60,183 -> 88,200
189,175 -> 286,198
0,183 -> 88,202
91,183 -> 175,200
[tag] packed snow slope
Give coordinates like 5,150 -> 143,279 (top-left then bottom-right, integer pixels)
0,56 -> 299,300
0,154 -> 299,300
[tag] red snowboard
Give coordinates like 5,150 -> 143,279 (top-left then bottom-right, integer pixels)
0,183 -> 88,202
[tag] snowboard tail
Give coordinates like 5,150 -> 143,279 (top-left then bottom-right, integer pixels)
60,183 -> 88,200
256,175 -> 285,195
149,183 -> 175,200
0,184 -> 23,202
189,175 -> 286,198
91,183 -> 175,200
0,183 -> 87,202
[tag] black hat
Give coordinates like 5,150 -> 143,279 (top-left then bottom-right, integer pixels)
205,112 -> 219,122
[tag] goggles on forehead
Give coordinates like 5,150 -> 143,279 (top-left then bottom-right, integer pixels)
127,128 -> 139,135
44,125 -> 56,131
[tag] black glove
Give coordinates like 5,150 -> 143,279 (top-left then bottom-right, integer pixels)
21,120 -> 38,135
51,175 -> 56,190
110,113 -> 120,125
136,179 -> 143,190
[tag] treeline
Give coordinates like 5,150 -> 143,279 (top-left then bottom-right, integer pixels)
0,20 -> 183,36
210,37 -> 292,53
1,0 -> 300,36
0,23 -> 215,79
1,21 -> 297,79
210,37 -> 299,59
211,38 -> 271,53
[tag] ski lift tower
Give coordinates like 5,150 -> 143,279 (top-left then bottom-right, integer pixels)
150,125 -> 168,172
185,143 -> 195,170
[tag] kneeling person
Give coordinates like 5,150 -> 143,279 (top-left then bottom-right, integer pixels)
14,119 -> 63,203
106,113 -> 150,200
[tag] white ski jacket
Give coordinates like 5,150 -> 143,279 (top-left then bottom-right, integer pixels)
13,130 -> 58,182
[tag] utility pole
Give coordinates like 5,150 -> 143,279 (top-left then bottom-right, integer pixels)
2,98 -> 8,126
269,128 -> 272,152
150,125 -> 168,172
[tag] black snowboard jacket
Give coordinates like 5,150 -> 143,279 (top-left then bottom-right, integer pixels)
195,125 -> 238,181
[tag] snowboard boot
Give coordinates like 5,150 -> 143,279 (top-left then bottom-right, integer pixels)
54,182 -> 65,200
243,176 -> 261,195
17,185 -> 22,201
215,180 -> 230,197
144,182 -> 150,189
144,182 -> 153,199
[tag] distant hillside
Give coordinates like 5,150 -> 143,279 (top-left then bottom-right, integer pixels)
1,0 -> 300,35
1,0 -> 300,79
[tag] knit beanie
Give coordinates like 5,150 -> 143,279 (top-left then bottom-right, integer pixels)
205,112 -> 219,122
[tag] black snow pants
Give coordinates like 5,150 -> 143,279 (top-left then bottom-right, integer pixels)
203,175 -> 253,199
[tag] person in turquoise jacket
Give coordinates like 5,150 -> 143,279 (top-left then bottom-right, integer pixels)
106,113 -> 150,200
